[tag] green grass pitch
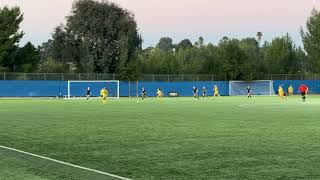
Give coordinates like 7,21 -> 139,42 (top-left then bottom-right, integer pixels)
1,96 -> 320,180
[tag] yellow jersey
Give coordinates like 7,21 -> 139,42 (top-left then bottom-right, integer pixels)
278,87 -> 284,96
157,90 -> 163,96
101,89 -> 108,97
214,87 -> 218,93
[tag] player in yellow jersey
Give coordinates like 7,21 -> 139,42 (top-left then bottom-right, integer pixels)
100,87 -> 108,104
288,85 -> 294,96
278,85 -> 285,101
157,88 -> 163,100
213,85 -> 219,100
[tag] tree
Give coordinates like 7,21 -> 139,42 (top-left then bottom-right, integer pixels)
195,36 -> 204,48
216,38 -> 250,80
156,37 -> 173,52
176,39 -> 193,51
301,8 -> 320,72
38,58 -> 68,73
42,0 -> 142,73
14,42 -> 40,72
256,32 -> 263,44
0,6 -> 24,71
239,37 -> 261,79
263,34 -> 298,74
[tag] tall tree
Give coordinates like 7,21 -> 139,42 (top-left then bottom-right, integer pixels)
195,36 -> 204,48
0,6 -> 24,71
156,37 -> 173,52
42,0 -> 142,73
256,32 -> 263,44
176,39 -> 193,51
301,8 -> 320,72
263,34 -> 297,74
216,37 -> 249,80
14,42 -> 40,72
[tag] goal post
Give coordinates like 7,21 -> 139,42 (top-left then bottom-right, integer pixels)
229,80 -> 275,96
67,80 -> 120,99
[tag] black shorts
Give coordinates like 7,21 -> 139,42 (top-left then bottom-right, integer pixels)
301,92 -> 306,96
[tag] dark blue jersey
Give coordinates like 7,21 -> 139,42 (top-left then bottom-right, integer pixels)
193,88 -> 197,93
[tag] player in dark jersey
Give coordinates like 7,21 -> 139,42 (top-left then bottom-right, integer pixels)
202,86 -> 207,98
86,87 -> 91,100
141,87 -> 147,100
247,86 -> 252,98
193,86 -> 200,100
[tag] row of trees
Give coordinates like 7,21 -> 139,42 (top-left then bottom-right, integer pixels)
0,0 -> 320,80
133,35 -> 307,80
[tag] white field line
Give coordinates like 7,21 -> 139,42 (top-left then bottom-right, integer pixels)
237,104 -> 255,108
0,145 -> 132,180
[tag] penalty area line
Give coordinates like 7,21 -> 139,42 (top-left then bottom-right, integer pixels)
0,145 -> 132,180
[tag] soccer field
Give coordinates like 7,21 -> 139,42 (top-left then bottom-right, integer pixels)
1,96 -> 320,180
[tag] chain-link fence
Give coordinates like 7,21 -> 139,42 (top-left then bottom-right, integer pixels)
264,74 -> 320,80
0,73 -> 319,81
0,73 -> 228,81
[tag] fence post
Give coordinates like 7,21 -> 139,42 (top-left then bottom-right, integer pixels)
113,74 -> 115,80
3,73 -> 5,80
211,74 -> 214,81
128,80 -> 131,98
136,80 -> 139,98
79,73 -> 81,80
168,75 -> 170,82
196,75 -> 199,82
301,74 -> 303,80
24,73 -> 26,80
152,74 -> 155,82
44,73 -> 46,80
62,73 -> 64,81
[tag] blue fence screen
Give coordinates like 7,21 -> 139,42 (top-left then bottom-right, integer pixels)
0,81 -> 228,97
273,80 -> 320,94
0,80 -> 319,97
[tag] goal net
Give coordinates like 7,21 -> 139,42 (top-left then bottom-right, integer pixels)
67,80 -> 120,99
229,80 -> 275,96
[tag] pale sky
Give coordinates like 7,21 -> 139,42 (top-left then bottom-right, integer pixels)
1,0 -> 320,48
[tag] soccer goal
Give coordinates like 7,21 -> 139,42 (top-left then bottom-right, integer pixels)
229,80 -> 275,96
67,80 -> 120,99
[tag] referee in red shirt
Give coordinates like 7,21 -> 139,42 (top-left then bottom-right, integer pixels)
299,84 -> 309,102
